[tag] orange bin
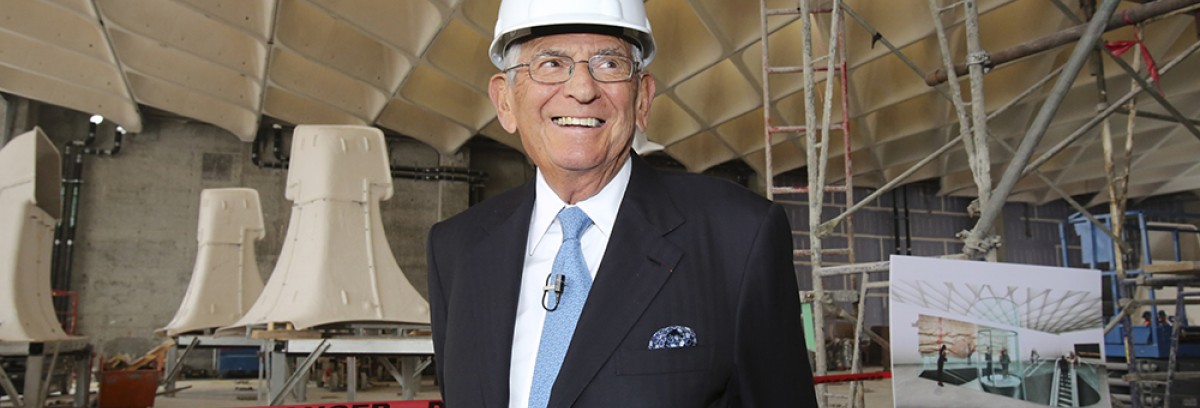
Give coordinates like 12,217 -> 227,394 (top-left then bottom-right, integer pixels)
98,369 -> 159,408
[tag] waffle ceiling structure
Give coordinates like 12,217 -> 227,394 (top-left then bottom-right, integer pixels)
2,0 -> 1198,204
892,279 -> 1104,334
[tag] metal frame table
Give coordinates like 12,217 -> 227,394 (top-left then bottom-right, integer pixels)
0,339 -> 92,408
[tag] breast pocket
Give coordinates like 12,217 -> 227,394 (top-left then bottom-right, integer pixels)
615,345 -> 712,376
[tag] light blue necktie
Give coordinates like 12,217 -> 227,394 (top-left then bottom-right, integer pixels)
528,206 -> 594,408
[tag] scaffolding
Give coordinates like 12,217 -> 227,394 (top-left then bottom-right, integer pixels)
759,0 -> 1200,407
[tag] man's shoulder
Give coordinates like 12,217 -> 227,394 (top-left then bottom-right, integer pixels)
651,170 -> 773,212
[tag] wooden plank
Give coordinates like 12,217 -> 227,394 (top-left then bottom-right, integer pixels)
251,329 -> 323,340
1143,261 -> 1200,274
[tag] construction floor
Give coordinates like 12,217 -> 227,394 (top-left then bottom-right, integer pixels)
148,372 -> 897,407
154,377 -> 443,407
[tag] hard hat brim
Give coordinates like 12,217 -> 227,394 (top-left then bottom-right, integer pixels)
489,22 -> 656,70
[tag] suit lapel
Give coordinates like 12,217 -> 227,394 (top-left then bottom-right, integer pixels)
550,155 -> 685,406
467,181 -> 535,406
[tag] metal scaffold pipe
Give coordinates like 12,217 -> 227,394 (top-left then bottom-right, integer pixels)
816,62 -> 1063,237
963,0 -> 1121,258
1020,39 -> 1200,178
925,0 -> 1200,86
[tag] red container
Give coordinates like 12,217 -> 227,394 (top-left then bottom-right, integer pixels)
98,369 -> 159,408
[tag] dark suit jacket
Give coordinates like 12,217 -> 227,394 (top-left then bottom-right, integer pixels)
427,154 -> 817,407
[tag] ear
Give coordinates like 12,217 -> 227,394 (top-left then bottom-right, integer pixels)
489,73 -> 519,133
634,73 -> 656,131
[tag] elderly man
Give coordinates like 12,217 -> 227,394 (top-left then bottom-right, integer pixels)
426,0 -> 817,406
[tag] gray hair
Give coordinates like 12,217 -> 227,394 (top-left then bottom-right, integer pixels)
502,40 -> 645,83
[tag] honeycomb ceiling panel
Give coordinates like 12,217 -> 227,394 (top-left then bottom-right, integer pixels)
462,0 -> 500,35
126,72 -> 258,140
841,0 -> 942,68
0,0 -> 140,131
880,156 -> 941,187
664,131 -> 736,173
1135,158 -> 1200,183
819,150 -> 878,186
109,28 -> 259,111
715,108 -> 768,156
848,44 -> 942,119
772,85 -> 843,131
860,93 -> 948,145
267,47 -> 388,122
875,131 -> 944,170
43,0 -> 96,18
743,139 -> 806,177
645,0 -> 724,88
97,0 -> 264,77
275,0 -> 407,92
0,28 -> 123,96
4,0 -> 109,61
400,64 -> 493,131
644,97 -> 702,147
306,0 -> 445,58
0,64 -> 140,133
739,43 -> 795,101
1155,170 -> 1200,197
3,0 -> 1198,203
263,86 -> 366,127
693,0 -> 798,50
674,60 -> 762,128
376,99 -> 472,154
176,0 -> 273,41
425,18 -> 495,93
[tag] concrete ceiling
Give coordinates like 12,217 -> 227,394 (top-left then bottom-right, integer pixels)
2,0 -> 1198,203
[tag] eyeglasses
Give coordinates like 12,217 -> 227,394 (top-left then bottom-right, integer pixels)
504,54 -> 638,84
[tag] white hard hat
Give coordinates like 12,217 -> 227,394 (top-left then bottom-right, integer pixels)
489,0 -> 656,70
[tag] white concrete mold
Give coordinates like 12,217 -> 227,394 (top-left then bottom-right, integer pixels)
159,188 -> 267,336
0,128 -> 82,343
225,125 -> 430,332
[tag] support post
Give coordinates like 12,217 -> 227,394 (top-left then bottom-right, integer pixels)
401,356 -> 418,400
964,0 -> 1121,258
23,354 -> 45,408
347,355 -> 357,402
73,348 -> 92,408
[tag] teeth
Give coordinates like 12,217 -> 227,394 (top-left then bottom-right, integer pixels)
553,117 -> 602,127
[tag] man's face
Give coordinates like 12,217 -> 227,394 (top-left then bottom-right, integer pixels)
489,33 -> 655,177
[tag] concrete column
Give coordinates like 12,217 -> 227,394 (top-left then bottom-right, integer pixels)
437,150 -> 470,220
1,94 -> 39,147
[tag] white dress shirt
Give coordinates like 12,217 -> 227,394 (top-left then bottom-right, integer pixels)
508,159 -> 632,408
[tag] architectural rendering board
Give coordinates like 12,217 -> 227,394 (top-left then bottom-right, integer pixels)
889,255 -> 1110,408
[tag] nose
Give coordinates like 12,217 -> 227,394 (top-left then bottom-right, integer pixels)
563,60 -> 599,103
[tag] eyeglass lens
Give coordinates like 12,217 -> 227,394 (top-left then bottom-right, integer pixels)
528,55 -> 634,83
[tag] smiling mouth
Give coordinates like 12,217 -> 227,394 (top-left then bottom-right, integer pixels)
552,116 -> 605,128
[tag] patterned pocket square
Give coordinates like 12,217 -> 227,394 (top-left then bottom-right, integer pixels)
648,325 -> 698,350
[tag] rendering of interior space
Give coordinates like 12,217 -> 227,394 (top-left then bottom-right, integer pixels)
890,256 -> 1110,407
2,0 -> 1199,407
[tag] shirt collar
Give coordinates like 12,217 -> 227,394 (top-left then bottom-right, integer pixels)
527,158 -> 632,255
